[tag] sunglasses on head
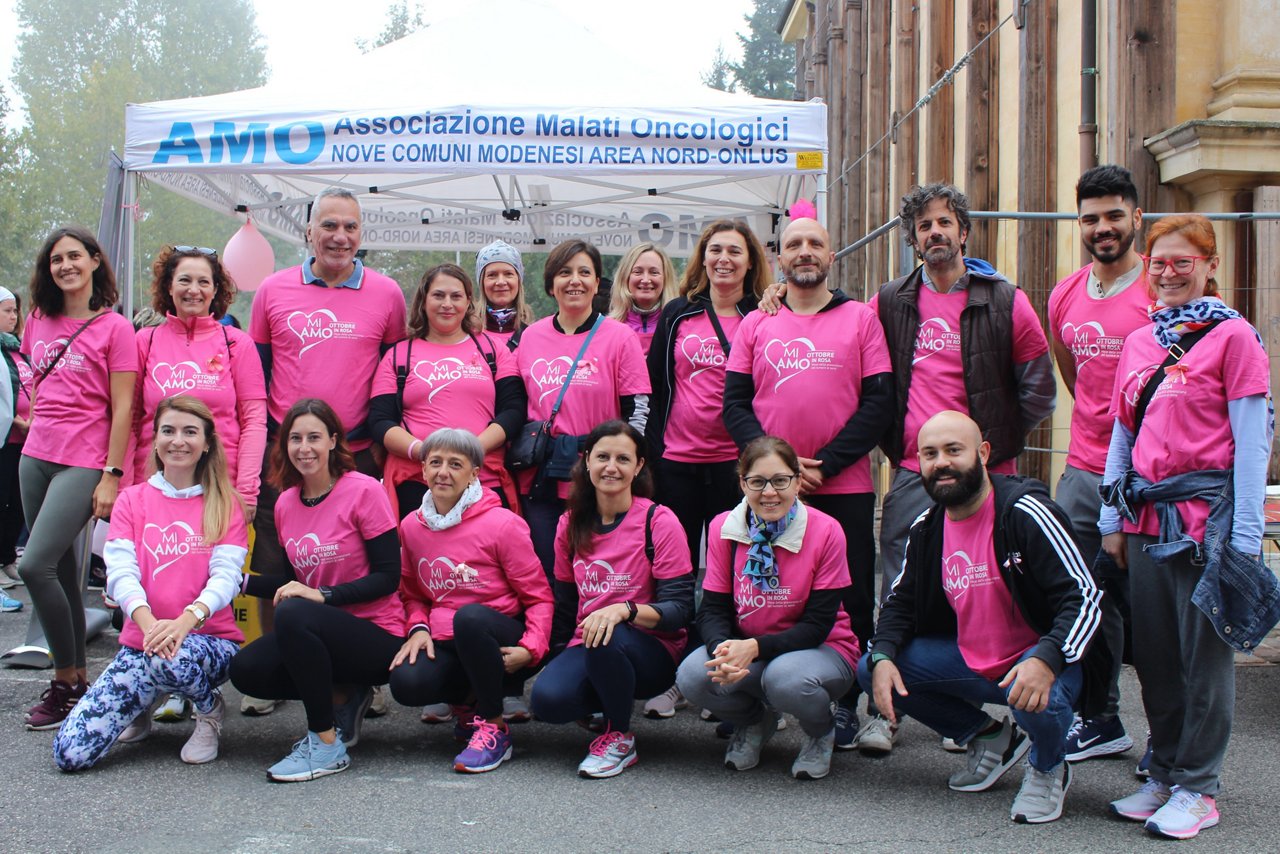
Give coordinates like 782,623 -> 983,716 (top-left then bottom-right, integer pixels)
172,245 -> 218,259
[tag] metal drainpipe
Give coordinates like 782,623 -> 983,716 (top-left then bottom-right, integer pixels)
1080,0 -> 1098,171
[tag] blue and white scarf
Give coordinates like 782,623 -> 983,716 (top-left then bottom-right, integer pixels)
743,504 -> 798,593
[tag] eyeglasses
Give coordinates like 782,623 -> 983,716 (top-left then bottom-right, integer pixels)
1144,255 -> 1209,277
741,474 -> 797,492
173,245 -> 218,259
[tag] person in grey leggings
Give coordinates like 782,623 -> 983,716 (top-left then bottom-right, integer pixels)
18,226 -> 136,730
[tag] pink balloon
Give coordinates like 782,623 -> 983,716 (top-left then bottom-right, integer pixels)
222,220 -> 275,293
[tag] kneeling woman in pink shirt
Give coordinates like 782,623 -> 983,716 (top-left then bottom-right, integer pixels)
677,436 -> 859,781
54,396 -> 247,769
230,399 -> 404,783
390,428 -> 552,774
530,421 -> 694,778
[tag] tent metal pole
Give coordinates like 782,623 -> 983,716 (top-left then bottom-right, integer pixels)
815,170 -> 828,226
122,171 -> 138,319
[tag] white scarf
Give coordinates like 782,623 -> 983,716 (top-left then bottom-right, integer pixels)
417,479 -> 483,531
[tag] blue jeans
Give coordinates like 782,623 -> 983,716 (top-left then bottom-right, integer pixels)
530,623 -> 674,733
856,636 -> 1082,772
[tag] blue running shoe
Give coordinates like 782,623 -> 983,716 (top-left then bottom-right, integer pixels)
267,732 -> 350,783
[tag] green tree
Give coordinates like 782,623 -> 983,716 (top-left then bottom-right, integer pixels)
0,86 -> 40,290
12,0 -> 269,309
730,0 -> 796,99
702,44 -> 737,92
357,0 -> 426,52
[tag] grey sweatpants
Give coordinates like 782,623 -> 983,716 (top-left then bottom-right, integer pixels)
876,468 -> 933,603
17,457 -> 100,670
677,645 -> 854,738
1055,463 -> 1124,717
1128,534 -> 1234,795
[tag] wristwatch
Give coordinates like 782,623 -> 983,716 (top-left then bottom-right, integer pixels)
319,586 -> 334,605
103,465 -> 124,477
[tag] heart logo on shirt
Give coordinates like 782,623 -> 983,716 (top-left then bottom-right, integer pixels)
285,533 -> 324,585
417,555 -> 477,599
531,356 -> 574,404
30,337 -> 72,374
150,361 -> 203,393
912,317 -> 959,366
1123,366 -> 1159,407
762,337 -> 816,392
413,357 -> 468,401
734,574 -> 770,620
942,549 -> 976,600
680,333 -> 726,379
142,520 -> 199,578
286,309 -> 340,356
575,558 -> 617,610
1059,321 -> 1107,369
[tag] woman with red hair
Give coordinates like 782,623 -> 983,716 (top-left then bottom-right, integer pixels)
1101,214 -> 1274,839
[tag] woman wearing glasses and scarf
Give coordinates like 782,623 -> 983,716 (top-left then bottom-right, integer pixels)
1100,214 -> 1274,840
677,435 -> 859,781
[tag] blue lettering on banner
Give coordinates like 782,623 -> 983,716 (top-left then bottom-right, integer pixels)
210,121 -> 268,163
153,120 -> 326,165
274,121 -> 325,164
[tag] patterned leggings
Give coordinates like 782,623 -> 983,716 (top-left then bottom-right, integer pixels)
52,633 -> 239,772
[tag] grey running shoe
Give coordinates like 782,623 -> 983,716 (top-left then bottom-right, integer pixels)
854,715 -> 898,756
792,728 -> 836,780
1010,761 -> 1071,823
948,717 -> 1030,792
724,713 -> 779,771
333,686 -> 373,747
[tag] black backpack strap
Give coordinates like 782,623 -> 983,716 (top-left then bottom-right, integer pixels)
393,337 -> 411,429
473,333 -> 498,379
704,306 -> 731,355
1133,319 -> 1225,436
644,503 -> 658,564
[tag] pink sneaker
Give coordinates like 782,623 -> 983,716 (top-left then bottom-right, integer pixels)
1144,787 -> 1219,839
453,718 -> 512,773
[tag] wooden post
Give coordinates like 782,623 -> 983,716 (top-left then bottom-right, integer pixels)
965,0 -> 1000,264
1256,187 -> 1280,481
863,0 -> 891,295
892,0 -> 919,278
827,1 -> 846,293
1017,0 -> 1057,484
925,0 -> 955,182
1109,1 -> 1176,208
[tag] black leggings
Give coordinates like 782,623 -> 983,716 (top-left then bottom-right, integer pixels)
0,443 -> 24,565
653,457 -> 741,570
229,598 -> 402,733
388,604 -> 530,719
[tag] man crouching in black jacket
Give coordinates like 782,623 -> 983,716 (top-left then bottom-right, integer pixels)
857,410 -> 1105,825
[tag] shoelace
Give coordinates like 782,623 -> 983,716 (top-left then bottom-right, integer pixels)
588,729 -> 626,756
1064,716 -> 1084,741
1164,787 -> 1206,813
466,718 -> 502,751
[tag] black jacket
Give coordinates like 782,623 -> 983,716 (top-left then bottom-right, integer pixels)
872,474 -> 1111,715
645,292 -> 757,460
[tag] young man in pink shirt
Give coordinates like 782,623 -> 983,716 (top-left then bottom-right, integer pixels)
1047,165 -> 1150,766
723,217 -> 894,750
245,188 -> 407,714
860,411 -> 1102,825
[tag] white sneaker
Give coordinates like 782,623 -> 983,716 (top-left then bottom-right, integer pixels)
0,563 -> 21,588
502,696 -> 531,723
117,710 -> 153,744
180,695 -> 224,765
367,685 -> 390,717
153,694 -> 189,722
240,695 -> 282,716
643,686 -> 688,719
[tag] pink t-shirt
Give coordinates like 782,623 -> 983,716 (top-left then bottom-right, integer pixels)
942,490 -> 1039,679
371,334 -> 517,490
871,287 -> 1047,474
623,308 -> 662,356
553,497 -> 691,661
485,329 -> 517,349
398,491 -> 553,663
1110,319 -> 1270,542
662,311 -> 741,464
108,482 -> 247,651
514,316 -> 650,497
274,471 -> 405,636
249,265 -> 406,450
6,350 -> 32,444
1047,266 -> 1151,474
726,301 -> 891,493
22,310 -> 137,469
134,315 -> 266,491
704,504 -> 860,668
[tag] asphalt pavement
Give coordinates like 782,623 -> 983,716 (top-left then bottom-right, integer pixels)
1,587 -> 1278,853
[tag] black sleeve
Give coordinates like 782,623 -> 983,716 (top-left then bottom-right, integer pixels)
244,565 -> 294,598
644,308 -> 677,456
815,372 -> 896,478
256,342 -> 273,395
549,579 -> 580,654
753,588 -> 842,661
367,392 -> 401,444
620,393 -> 650,433
648,572 -> 694,632
722,370 -> 765,450
492,376 -> 527,439
869,521 -> 925,660
696,589 -> 738,655
324,528 -> 401,606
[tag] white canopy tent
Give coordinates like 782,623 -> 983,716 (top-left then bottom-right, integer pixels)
119,0 -> 827,292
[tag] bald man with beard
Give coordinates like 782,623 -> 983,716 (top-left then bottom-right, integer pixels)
858,411 -> 1104,825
